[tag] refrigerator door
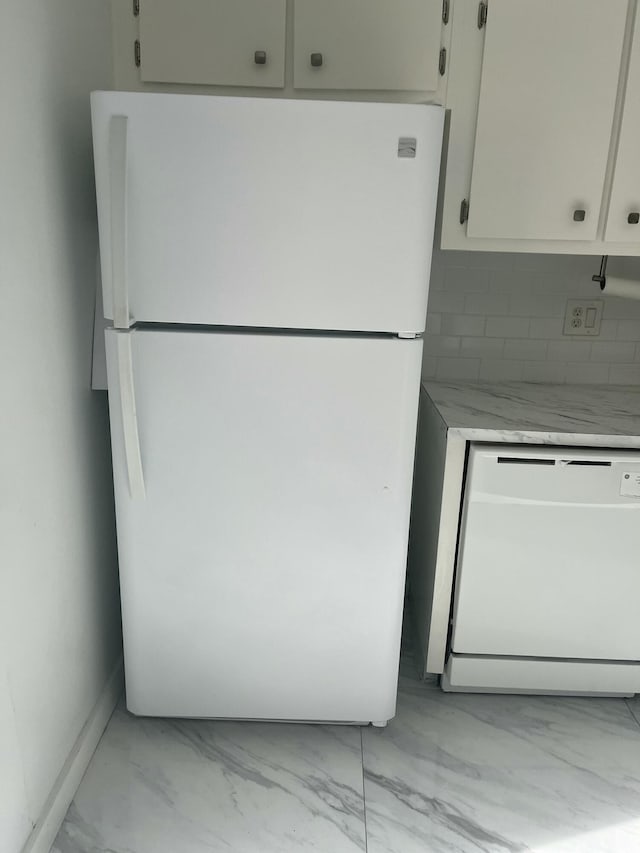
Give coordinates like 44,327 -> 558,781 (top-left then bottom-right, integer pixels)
92,92 -> 443,333
451,444 -> 640,661
105,328 -> 422,721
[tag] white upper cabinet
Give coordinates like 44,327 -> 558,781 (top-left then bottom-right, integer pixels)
442,0 -> 640,255
466,0 -> 626,242
605,11 -> 640,244
293,0 -> 446,91
138,0 -> 287,88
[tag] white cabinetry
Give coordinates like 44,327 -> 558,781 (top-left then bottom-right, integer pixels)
467,0 -> 626,242
606,11 -> 640,244
293,0 -> 446,92
442,0 -> 640,255
127,0 -> 449,96
137,0 -> 287,88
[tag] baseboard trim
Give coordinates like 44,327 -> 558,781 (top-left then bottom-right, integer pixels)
22,657 -> 124,853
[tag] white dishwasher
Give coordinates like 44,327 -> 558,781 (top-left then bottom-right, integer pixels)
444,444 -> 640,696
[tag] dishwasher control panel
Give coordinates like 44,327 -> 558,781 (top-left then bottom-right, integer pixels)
621,471 -> 640,498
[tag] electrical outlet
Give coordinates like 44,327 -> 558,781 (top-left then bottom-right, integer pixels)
563,299 -> 603,336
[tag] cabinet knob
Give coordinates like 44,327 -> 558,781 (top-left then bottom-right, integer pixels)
254,50 -> 267,65
310,52 -> 323,68
573,209 -> 586,222
628,211 -> 640,225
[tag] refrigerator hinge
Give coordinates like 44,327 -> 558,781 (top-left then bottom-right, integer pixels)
397,332 -> 420,339
442,0 -> 450,25
134,39 -> 141,67
133,0 -> 139,16
478,1 -> 488,29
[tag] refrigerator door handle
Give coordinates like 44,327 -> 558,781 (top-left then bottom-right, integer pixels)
109,115 -> 130,329
116,333 -> 145,499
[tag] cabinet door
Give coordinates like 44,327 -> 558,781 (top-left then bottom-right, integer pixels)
466,0 -> 627,242
606,13 -> 640,243
293,0 -> 443,91
138,0 -> 286,87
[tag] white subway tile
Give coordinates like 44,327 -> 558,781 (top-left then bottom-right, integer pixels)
547,340 -> 592,362
609,365 -> 640,385
503,339 -> 548,361
435,357 -> 481,381
529,318 -> 564,339
589,342 -> 636,363
422,356 -> 437,379
596,320 -> 620,341
460,337 -> 505,359
438,250 -> 515,270
528,272 -> 588,295
427,291 -> 466,314
515,254 -> 595,275
616,320 -> 640,341
488,269 -> 536,294
441,314 -> 486,336
485,316 -> 531,338
522,362 -> 568,383
423,335 -> 460,357
465,293 -> 510,315
424,253 -> 640,386
602,298 -> 640,320
479,360 -> 524,381
564,363 -> 609,384
443,267 -> 490,294
607,257 -> 640,278
428,263 -> 445,292
425,312 -> 442,335
508,294 -> 566,318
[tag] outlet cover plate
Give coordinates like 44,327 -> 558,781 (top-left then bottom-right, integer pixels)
563,299 -> 603,336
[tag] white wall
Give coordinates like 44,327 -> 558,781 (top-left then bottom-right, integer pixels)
0,3 -> 120,851
424,251 -> 640,385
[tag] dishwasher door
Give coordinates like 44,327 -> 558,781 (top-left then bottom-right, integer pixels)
451,444 -> 640,661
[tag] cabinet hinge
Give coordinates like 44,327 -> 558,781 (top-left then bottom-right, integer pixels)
133,0 -> 139,16
439,47 -> 447,76
134,39 -> 141,67
460,199 -> 470,225
442,0 -> 450,25
478,2 -> 488,29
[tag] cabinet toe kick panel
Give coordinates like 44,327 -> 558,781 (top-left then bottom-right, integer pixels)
443,655 -> 640,698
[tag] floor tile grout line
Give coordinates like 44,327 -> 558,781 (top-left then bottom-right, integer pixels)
360,726 -> 369,853
624,698 -> 640,730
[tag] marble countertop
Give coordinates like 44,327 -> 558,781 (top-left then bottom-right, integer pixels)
423,381 -> 640,447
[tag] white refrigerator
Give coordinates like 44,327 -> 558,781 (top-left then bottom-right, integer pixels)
91,92 -> 443,724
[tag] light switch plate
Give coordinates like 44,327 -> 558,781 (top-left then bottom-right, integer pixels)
563,299 -> 603,336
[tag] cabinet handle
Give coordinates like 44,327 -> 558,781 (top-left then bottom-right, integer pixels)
254,50 -> 267,65
310,52 -> 323,68
628,211 -> 640,225
573,209 -> 586,222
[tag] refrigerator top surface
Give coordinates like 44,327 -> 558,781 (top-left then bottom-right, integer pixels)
91,88 -> 444,118
91,92 -> 444,333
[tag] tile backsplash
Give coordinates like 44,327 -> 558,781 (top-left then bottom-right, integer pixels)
424,251 -> 640,385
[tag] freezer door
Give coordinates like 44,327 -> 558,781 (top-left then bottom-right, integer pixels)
451,444 -> 640,661
105,328 -> 422,721
92,92 -> 443,333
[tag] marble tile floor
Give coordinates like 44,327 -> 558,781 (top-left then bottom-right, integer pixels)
52,665 -> 640,853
